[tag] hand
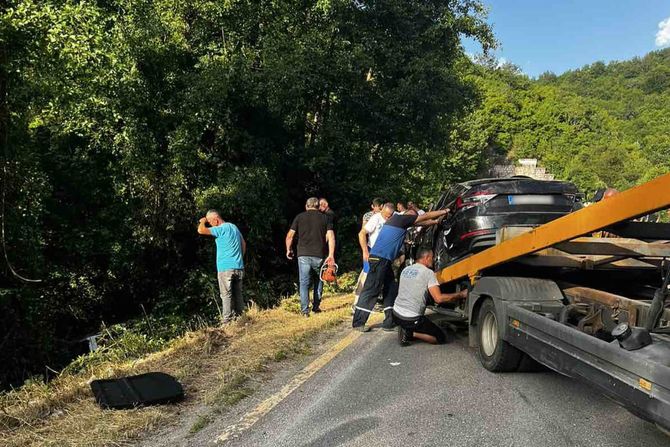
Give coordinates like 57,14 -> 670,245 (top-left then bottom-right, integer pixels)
286,249 -> 294,260
199,217 -> 207,224
325,255 -> 335,265
441,208 -> 450,216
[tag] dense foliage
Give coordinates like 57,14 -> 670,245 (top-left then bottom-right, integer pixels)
0,0 -> 493,388
465,50 -> 670,194
2,0 -> 668,389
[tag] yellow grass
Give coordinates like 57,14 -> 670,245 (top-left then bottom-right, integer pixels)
0,293 -> 357,447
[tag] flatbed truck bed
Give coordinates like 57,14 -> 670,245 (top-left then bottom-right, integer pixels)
434,173 -> 670,432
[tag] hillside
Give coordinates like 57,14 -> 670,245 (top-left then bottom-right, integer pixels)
465,48 -> 670,194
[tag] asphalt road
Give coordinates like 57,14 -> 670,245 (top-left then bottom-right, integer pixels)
223,317 -> 669,447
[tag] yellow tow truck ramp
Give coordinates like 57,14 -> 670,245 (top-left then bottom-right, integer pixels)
436,172 -> 670,432
436,172 -> 670,285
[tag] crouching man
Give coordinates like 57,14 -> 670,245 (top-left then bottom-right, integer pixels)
392,248 -> 467,346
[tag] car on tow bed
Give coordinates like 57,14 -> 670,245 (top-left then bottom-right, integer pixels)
409,176 -> 583,270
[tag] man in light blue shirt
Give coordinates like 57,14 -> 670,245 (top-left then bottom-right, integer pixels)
198,209 -> 246,323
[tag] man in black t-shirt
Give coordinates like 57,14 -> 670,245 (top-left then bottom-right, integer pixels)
286,197 -> 336,316
319,197 -> 336,228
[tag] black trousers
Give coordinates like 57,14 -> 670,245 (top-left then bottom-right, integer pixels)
352,257 -> 398,327
393,312 -> 446,344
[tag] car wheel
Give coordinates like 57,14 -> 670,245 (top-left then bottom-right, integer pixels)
476,298 -> 523,372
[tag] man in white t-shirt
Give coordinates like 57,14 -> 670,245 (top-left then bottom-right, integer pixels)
353,202 -> 395,302
393,247 -> 467,346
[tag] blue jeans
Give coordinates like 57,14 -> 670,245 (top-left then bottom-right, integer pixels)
298,256 -> 324,314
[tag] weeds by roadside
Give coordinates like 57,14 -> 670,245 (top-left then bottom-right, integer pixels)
0,293 -> 355,447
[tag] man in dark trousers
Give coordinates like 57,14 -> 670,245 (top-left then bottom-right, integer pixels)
352,206 -> 450,331
286,197 -> 335,316
393,248 -> 467,346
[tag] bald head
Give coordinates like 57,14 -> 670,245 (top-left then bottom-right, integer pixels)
206,209 -> 223,226
603,188 -> 619,200
381,202 -> 395,219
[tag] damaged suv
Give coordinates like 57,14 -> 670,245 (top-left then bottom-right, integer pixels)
411,176 -> 583,271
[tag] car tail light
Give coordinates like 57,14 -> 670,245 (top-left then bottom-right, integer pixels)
459,228 -> 495,240
455,190 -> 497,211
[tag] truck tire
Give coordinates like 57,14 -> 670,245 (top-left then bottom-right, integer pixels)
476,298 -> 523,372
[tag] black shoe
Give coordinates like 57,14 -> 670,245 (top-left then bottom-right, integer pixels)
398,326 -> 410,346
312,308 -> 322,313
353,325 -> 371,333
382,324 -> 396,332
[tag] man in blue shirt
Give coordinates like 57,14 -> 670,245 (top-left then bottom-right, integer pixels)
198,209 -> 246,323
352,207 -> 449,331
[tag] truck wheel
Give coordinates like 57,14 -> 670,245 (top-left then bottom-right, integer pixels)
476,298 -> 523,372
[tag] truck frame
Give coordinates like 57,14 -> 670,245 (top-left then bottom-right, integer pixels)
434,173 -> 670,432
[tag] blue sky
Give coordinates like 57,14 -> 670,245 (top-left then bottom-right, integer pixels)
463,0 -> 670,77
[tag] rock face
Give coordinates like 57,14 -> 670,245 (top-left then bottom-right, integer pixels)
490,158 -> 555,180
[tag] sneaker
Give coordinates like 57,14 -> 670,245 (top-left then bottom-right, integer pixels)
312,308 -> 322,314
353,325 -> 371,333
301,312 -> 310,318
397,326 -> 410,346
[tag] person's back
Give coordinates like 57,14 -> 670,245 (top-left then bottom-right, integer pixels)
369,213 -> 418,261
292,209 -> 329,258
391,248 -> 466,345
393,263 -> 436,319
286,197 -> 335,316
210,222 -> 244,271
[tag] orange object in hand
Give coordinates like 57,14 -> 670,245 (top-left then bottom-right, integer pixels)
320,263 -> 338,283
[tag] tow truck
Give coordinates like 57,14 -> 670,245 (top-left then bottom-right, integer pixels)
433,173 -> 670,432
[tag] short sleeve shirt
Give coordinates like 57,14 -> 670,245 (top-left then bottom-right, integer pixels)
364,213 -> 386,248
290,210 -> 333,258
369,213 -> 417,261
209,223 -> 244,272
324,209 -> 336,228
393,263 -> 439,318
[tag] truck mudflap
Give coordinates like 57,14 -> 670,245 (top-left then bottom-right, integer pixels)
504,304 -> 670,430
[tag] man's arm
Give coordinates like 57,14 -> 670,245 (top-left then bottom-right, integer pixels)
415,219 -> 440,227
241,236 -> 247,256
197,217 -> 212,235
358,226 -> 370,262
414,208 -> 449,225
325,229 -> 336,264
285,229 -> 296,259
428,286 -> 468,304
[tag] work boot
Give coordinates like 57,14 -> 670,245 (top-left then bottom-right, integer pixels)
353,325 -> 371,333
397,326 -> 411,346
312,308 -> 322,313
381,309 -> 396,331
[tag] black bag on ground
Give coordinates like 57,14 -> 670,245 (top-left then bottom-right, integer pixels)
90,372 -> 184,409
